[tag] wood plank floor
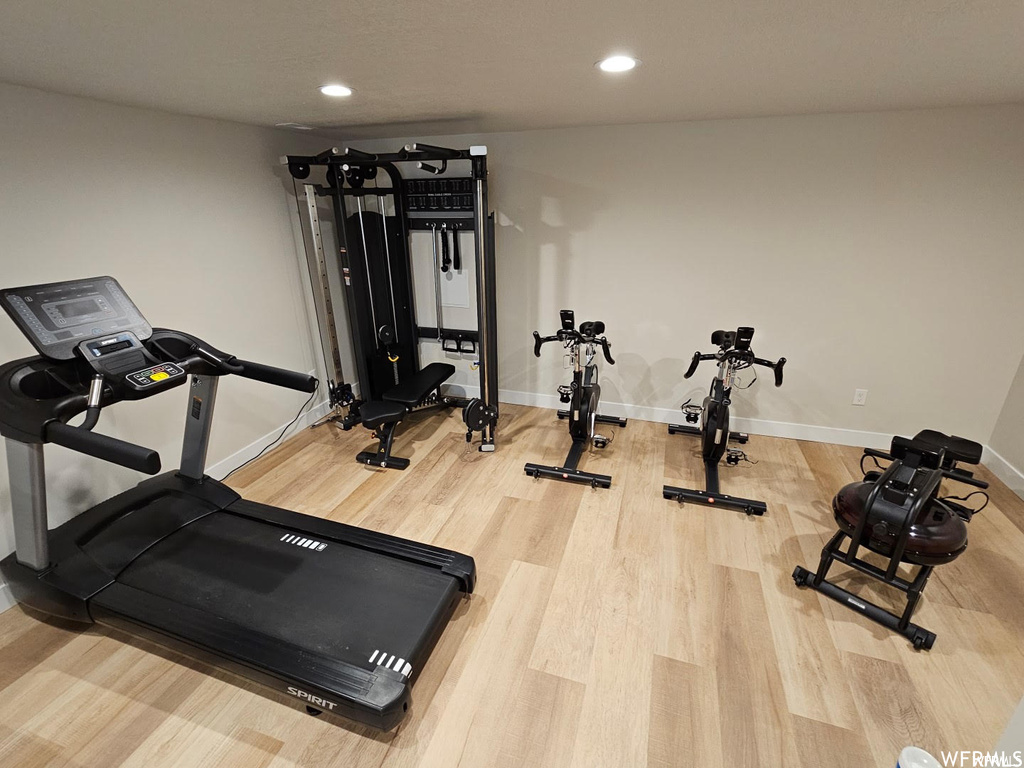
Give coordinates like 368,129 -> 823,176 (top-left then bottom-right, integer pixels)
2,403 -> 1023,766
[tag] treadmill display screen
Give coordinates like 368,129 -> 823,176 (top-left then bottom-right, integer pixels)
0,277 -> 152,361
61,298 -> 103,318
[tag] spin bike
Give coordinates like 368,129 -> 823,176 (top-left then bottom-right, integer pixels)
663,326 -> 785,515
524,310 -> 627,488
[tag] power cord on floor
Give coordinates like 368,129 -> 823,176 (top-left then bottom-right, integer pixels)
220,384 -> 319,482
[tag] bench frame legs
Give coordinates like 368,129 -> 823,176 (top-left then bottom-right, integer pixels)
356,421 -> 411,470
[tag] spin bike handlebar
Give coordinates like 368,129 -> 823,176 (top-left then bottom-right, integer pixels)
755,356 -> 787,387
599,338 -> 615,365
683,352 -> 715,379
532,330 -> 616,365
683,350 -> 786,386
533,331 -> 556,357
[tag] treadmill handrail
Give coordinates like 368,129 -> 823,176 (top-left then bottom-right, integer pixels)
46,421 -> 161,475
234,358 -> 317,393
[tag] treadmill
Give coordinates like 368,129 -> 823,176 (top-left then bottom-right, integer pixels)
0,276 -> 475,731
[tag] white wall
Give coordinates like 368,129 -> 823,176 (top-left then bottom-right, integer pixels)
989,354 -> 1024,495
0,82 -> 325,607
350,105 -> 1024,445
998,694 -> 1024,757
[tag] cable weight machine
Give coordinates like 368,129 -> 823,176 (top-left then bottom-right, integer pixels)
284,144 -> 499,466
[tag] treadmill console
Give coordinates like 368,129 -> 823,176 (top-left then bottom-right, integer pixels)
0,277 -> 152,361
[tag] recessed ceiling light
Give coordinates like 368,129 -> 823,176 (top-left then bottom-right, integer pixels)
320,84 -> 353,97
597,55 -> 639,73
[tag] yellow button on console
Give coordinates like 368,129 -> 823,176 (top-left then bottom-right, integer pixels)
151,372 -> 170,381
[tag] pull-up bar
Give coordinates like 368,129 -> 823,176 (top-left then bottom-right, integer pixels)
282,144 -> 486,173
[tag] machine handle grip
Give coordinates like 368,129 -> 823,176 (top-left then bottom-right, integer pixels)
752,356 -> 786,386
774,357 -> 786,387
533,332 -> 558,357
46,422 -> 161,475
192,345 -> 245,374
601,338 -> 615,365
863,447 -> 893,462
684,352 -> 703,379
234,360 -> 318,393
943,468 -> 989,489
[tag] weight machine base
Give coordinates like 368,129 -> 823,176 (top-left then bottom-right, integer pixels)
557,410 -> 627,427
356,451 -> 411,471
792,528 -> 937,650
792,566 -> 935,650
662,485 -> 766,516
667,423 -> 748,443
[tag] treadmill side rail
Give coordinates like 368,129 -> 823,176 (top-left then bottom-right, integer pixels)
91,584 -> 428,731
229,498 -> 477,593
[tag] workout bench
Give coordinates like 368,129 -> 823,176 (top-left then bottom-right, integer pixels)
356,362 -> 456,469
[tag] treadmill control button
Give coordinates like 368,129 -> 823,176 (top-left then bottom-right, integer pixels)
126,362 -> 185,389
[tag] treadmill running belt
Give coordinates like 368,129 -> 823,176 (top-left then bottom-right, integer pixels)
115,511 -> 460,672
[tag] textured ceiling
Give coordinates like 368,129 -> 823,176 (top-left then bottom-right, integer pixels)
1,0 -> 1022,136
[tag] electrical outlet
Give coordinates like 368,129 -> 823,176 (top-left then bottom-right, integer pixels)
853,389 -> 868,406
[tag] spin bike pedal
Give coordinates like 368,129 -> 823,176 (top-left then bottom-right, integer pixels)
725,448 -> 746,466
593,435 -> 609,449
557,384 -> 573,404
682,404 -> 702,424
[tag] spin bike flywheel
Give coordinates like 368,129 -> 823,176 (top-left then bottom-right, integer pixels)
571,385 -> 601,443
701,395 -> 729,461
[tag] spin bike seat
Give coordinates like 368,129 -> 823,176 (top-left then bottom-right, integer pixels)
913,430 -> 983,466
579,321 -> 604,336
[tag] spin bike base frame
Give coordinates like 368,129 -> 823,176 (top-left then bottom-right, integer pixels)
663,416 -> 766,516
662,460 -> 767,516
525,413 -> 627,489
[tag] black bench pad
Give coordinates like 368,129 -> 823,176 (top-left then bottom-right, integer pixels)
360,400 -> 408,430
383,363 -> 455,406
914,429 -> 983,466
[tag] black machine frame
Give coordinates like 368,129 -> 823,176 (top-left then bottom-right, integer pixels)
284,144 -> 499,463
0,276 -> 477,730
793,436 -> 989,650
663,327 -> 785,515
524,310 -> 627,489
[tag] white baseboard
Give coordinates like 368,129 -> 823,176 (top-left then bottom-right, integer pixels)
495,388 -> 892,449
2,385 -> 1020,617
982,445 -> 1024,500
206,398 -> 332,480
0,583 -> 14,614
